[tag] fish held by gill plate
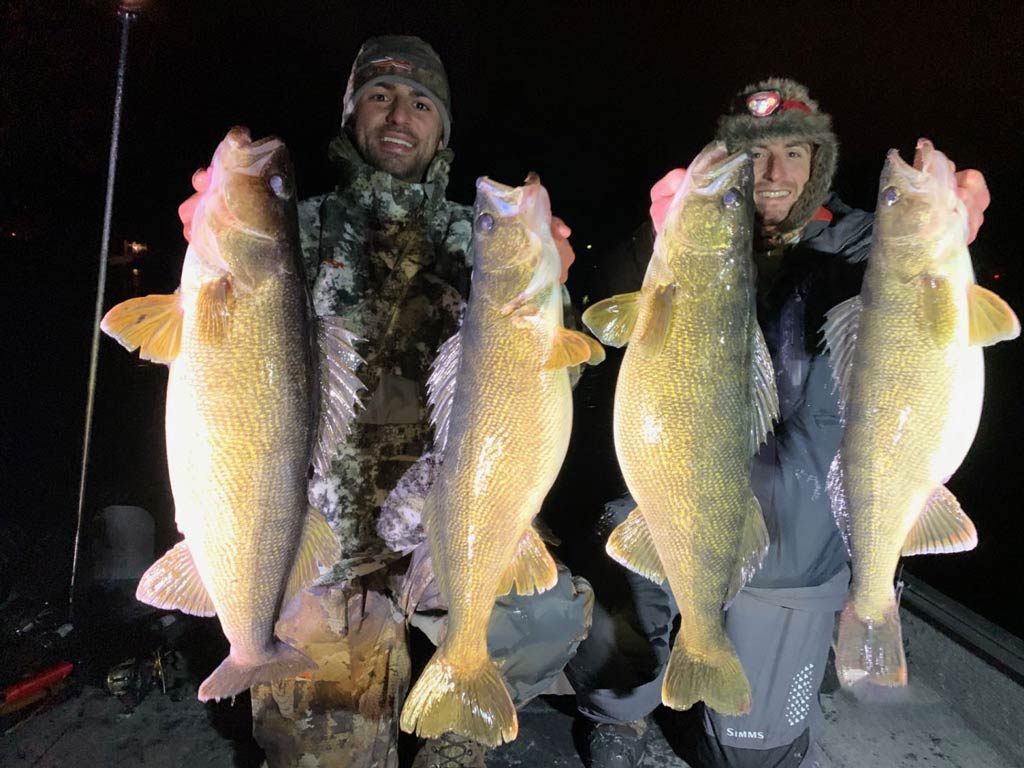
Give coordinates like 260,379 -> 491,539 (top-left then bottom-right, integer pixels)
101,127 -> 364,701
583,142 -> 779,716
399,173 -> 604,746
822,139 -> 1019,689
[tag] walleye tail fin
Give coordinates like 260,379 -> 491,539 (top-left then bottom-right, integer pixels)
967,284 -> 1020,346
101,293 -> 183,364
835,600 -> 907,688
581,291 -> 641,348
400,651 -> 517,747
136,541 -> 215,617
902,485 -> 977,556
497,527 -> 558,596
197,641 -> 315,702
545,327 -> 606,369
606,506 -> 665,584
662,641 -> 751,716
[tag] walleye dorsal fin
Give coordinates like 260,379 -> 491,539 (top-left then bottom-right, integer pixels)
821,294 -> 863,409
638,283 -> 675,358
545,328 -> 606,369
426,330 -> 461,454
826,452 -> 852,555
606,507 -> 665,584
135,541 -> 216,617
101,293 -> 183,364
725,498 -> 770,608
902,485 -> 978,556
496,527 -> 558,597
311,317 -> 365,480
283,507 -> 342,606
967,284 -> 1021,346
581,291 -> 641,348
750,323 -> 780,453
196,276 -> 235,344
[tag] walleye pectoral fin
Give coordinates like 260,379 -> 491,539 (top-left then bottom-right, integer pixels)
724,499 -> 770,607
638,283 -> 675,358
497,527 -> 558,596
135,541 -> 215,617
426,331 -> 461,454
902,485 -> 978,556
581,292 -> 641,348
917,275 -> 958,346
100,293 -> 183,364
283,508 -> 342,606
545,328 -> 606,369
606,507 -> 665,584
750,323 -> 780,452
311,318 -> 365,479
821,294 -> 863,408
967,284 -> 1021,346
195,276 -> 235,344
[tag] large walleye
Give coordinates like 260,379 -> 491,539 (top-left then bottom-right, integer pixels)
399,174 -> 604,746
823,139 -> 1019,687
101,127 -> 363,701
583,143 -> 778,716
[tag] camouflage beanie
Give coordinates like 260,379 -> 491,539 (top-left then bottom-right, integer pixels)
341,35 -> 452,147
715,77 -> 838,234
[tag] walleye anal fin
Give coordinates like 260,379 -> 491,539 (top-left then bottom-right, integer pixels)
821,294 -> 863,408
195,276 -> 234,344
827,453 -> 852,555
136,540 -> 215,616
497,527 -> 558,596
917,275 -> 958,346
400,651 -> 517,747
835,600 -> 907,688
724,498 -> 770,607
967,283 -> 1021,346
750,323 -> 780,452
662,640 -> 751,715
283,507 -> 342,607
101,293 -> 183,364
638,283 -> 675,357
902,485 -> 978,556
311,317 -> 365,479
545,328 -> 606,369
606,507 -> 665,584
581,291 -> 641,348
198,641 -> 316,702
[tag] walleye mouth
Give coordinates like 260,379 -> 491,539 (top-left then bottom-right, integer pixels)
688,142 -> 751,195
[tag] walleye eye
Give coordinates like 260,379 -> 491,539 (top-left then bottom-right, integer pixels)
476,213 -> 495,233
882,186 -> 900,206
269,174 -> 287,197
723,188 -> 743,209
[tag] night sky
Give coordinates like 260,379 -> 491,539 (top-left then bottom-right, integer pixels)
2,1 -> 1022,632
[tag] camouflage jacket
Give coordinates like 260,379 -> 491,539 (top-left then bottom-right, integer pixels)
301,131 -> 473,584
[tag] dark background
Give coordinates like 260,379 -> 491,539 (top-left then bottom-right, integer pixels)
2,1 -> 1021,634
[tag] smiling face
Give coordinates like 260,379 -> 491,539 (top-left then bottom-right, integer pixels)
350,80 -> 445,183
749,139 -> 813,229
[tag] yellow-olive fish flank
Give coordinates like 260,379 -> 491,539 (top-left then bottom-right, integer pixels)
101,128 -> 362,702
583,143 -> 779,716
823,139 -> 1019,688
399,174 -> 604,746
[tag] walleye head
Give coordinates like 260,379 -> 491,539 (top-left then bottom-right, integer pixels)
876,139 -> 968,276
190,127 -> 299,292
659,142 -> 754,292
472,173 -> 560,315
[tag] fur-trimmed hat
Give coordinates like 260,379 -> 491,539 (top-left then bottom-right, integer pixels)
716,77 -> 838,234
341,35 -> 452,147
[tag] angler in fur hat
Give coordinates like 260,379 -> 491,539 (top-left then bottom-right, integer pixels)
564,78 -> 990,768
